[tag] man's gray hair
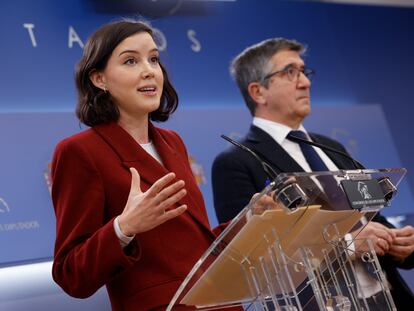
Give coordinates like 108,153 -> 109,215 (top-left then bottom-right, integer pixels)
230,38 -> 306,115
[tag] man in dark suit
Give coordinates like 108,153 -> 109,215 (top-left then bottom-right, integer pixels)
212,38 -> 414,310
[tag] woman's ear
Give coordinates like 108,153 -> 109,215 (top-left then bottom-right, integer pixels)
89,70 -> 107,92
247,82 -> 266,107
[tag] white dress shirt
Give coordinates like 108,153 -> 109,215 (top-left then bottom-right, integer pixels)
252,117 -> 339,172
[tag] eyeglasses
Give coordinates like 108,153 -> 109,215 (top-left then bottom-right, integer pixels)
263,66 -> 315,82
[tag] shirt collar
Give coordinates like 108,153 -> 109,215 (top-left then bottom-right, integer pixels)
252,117 -> 308,144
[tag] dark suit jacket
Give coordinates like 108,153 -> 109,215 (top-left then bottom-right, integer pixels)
212,124 -> 414,310
52,122 -> 230,310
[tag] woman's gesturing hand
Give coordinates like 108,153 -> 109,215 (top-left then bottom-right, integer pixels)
118,168 -> 188,236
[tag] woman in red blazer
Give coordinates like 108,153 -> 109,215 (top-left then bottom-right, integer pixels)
51,20 -> 239,310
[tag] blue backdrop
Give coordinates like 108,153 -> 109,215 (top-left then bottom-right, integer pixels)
0,0 -> 413,264
0,105 -> 411,265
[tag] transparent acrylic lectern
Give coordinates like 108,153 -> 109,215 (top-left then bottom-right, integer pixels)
168,168 -> 406,311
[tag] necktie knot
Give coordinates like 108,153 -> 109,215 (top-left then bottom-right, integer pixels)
287,130 -> 308,141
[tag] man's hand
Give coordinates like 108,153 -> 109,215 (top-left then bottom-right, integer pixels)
353,221 -> 396,256
388,225 -> 414,262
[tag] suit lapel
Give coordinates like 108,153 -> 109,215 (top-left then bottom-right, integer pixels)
149,125 -> 213,232
246,126 -> 352,172
93,123 -> 168,187
94,122 -> 213,233
246,125 -> 305,174
245,125 -> 326,203
149,123 -> 183,178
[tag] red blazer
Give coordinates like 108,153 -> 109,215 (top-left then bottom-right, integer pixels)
51,122 -> 225,310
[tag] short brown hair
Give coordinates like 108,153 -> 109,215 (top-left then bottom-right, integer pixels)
75,20 -> 178,127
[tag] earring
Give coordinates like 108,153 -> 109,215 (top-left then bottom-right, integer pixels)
103,86 -> 108,93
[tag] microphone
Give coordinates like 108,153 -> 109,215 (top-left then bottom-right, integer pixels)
287,132 -> 397,202
220,134 -> 308,211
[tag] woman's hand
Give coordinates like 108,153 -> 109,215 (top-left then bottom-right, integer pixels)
118,168 -> 188,236
247,193 -> 281,219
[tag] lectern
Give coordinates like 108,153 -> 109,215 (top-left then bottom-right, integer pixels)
168,168 -> 406,311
